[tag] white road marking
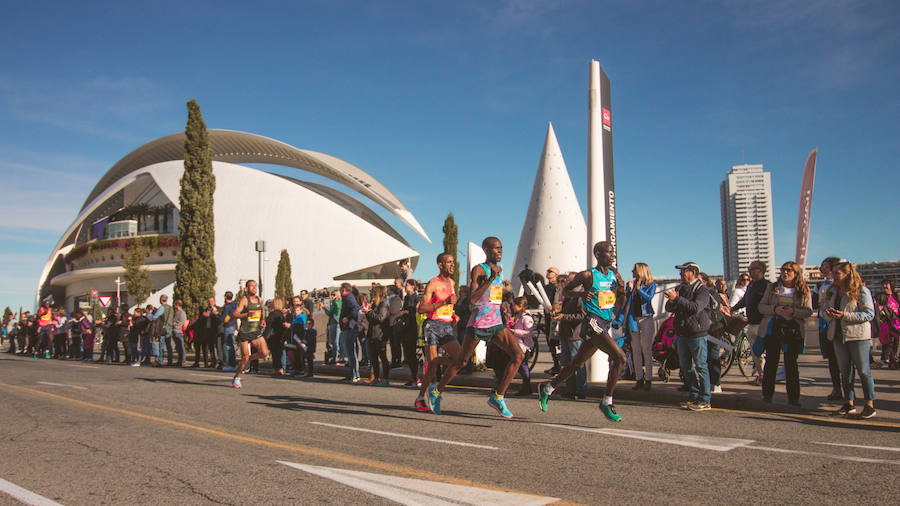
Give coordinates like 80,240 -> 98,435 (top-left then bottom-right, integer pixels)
744,445 -> 900,465
814,442 -> 900,453
37,381 -> 87,390
309,422 -> 498,450
278,460 -> 557,505
540,423 -> 753,451
0,477 -> 62,505
64,363 -> 98,369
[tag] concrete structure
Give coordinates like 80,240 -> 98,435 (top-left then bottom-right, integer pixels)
511,123 -> 587,294
587,60 -> 617,268
37,130 -> 426,310
856,260 -> 900,296
720,164 -> 775,282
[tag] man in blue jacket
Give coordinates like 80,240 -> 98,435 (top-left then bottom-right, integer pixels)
664,262 -> 712,411
339,282 -> 362,382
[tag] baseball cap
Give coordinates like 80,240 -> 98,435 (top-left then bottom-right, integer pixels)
675,262 -> 700,273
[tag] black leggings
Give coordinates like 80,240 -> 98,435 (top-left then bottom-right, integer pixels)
763,338 -> 801,402
820,331 -> 842,391
268,337 -> 284,371
370,338 -> 390,379
402,330 -> 418,380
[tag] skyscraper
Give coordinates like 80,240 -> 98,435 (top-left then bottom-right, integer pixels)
720,164 -> 776,281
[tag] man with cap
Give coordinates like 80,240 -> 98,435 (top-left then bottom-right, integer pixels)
664,262 -> 713,411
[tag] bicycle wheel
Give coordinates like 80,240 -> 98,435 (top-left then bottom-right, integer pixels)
719,334 -> 736,377
527,340 -> 539,372
736,335 -> 755,378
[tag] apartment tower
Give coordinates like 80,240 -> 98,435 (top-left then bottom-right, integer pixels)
720,164 -> 776,281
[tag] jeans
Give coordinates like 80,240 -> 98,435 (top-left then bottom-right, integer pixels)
341,327 -> 359,379
559,338 -> 587,395
676,336 -> 710,404
150,339 -> 161,364
171,332 -> 185,364
223,327 -> 236,366
832,336 -> 876,403
327,323 -> 341,361
819,325 -> 842,392
763,337 -> 801,402
128,341 -> 139,364
707,341 -> 721,387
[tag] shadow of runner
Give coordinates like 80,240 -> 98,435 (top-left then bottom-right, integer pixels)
245,393 -> 497,427
137,377 -> 230,388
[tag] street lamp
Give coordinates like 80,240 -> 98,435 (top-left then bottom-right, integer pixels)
255,240 -> 266,298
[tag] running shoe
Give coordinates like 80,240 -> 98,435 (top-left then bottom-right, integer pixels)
44,352 -> 50,359
832,403 -> 855,416
232,377 -> 242,389
538,382 -> 551,412
859,405 -> 876,419
599,403 -> 623,421
488,395 -> 514,419
414,398 -> 428,412
687,401 -> 711,412
425,383 -> 441,415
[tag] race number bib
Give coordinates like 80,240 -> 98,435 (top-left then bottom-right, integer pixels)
489,286 -> 503,304
435,304 -> 453,318
596,290 -> 616,310
248,310 -> 262,322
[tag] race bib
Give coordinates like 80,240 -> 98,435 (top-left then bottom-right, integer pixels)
248,310 -> 262,322
40,313 -> 51,321
596,290 -> 616,309
489,286 -> 503,304
435,304 -> 453,318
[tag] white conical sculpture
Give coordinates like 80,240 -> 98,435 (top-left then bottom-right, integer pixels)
511,122 -> 587,295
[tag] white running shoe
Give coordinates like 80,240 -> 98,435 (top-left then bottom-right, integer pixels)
711,385 -> 723,394
232,377 -> 242,389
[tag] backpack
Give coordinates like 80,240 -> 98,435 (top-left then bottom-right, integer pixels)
147,315 -> 166,338
706,292 -> 727,338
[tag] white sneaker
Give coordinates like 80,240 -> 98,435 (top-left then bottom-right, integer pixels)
711,385 -> 723,394
232,377 -> 242,389
222,366 -> 236,372
130,362 -> 140,367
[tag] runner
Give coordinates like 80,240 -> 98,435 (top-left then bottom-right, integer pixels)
35,299 -> 55,359
538,241 -> 627,422
230,280 -> 269,389
414,253 -> 461,412
424,237 -> 524,419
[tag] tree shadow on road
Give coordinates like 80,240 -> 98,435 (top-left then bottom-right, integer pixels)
737,413 -> 900,433
137,377 -> 230,388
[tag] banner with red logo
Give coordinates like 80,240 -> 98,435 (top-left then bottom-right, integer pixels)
794,148 -> 817,266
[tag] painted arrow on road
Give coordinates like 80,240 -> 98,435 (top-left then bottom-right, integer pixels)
278,461 -> 558,505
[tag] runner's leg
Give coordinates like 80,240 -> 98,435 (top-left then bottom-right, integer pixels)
589,331 -> 626,396
235,341 -> 251,379
489,329 -> 525,396
549,339 -> 600,390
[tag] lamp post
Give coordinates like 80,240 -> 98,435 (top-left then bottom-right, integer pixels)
114,276 -> 123,308
255,241 -> 266,298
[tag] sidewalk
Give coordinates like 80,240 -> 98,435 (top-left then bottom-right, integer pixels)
305,339 -> 900,423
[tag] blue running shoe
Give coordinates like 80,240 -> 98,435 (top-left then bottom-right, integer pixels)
425,383 -> 441,415
488,395 -> 514,419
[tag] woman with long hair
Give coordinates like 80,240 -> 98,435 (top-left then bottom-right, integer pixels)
366,285 -> 391,386
823,261 -> 877,418
614,262 -> 657,390
758,261 -> 813,406
265,297 -> 287,376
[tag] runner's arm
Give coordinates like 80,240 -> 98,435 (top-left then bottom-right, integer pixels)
468,264 -> 491,304
232,297 -> 248,319
417,280 -> 438,314
563,271 -> 593,299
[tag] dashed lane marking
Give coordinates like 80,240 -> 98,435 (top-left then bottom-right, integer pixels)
279,460 -> 557,505
0,477 -> 62,505
309,421 -> 498,450
540,423 -> 754,451
37,381 -> 87,390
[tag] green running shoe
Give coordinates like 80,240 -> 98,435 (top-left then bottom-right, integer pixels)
599,403 -> 622,422
539,382 -> 551,412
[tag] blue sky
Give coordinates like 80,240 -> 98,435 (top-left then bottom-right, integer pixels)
1,0 -> 898,312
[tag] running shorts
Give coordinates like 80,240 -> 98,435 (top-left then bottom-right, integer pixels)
424,319 -> 456,347
237,330 -> 263,343
471,324 -> 505,343
580,313 -> 612,340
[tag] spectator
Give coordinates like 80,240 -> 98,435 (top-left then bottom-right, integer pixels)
129,307 -> 147,367
816,257 -> 844,400
824,261 -> 877,419
302,318 -> 317,378
398,258 -> 414,285
339,282 -> 362,382
508,296 -> 535,396
758,261 -> 813,406
325,290 -> 342,365
732,260 -> 770,384
399,279 -> 420,386
729,274 -> 750,317
220,292 -> 237,371
876,280 -> 899,368
171,300 -> 187,367
552,273 -> 587,398
665,261 -> 712,411
614,262 -> 657,390
266,297 -> 288,376
366,285 -> 391,386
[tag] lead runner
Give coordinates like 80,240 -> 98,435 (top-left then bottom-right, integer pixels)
538,241 -> 627,421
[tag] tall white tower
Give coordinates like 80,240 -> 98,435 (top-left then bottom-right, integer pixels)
720,164 -> 776,281
587,60 -> 617,268
511,123 -> 587,293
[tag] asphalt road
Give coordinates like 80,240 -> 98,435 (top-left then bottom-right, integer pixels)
1,354 -> 899,505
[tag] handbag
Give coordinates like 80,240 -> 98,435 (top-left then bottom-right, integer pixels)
724,315 -> 747,336
771,316 -> 802,342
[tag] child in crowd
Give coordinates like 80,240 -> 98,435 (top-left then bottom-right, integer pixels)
303,318 -> 317,378
489,296 -> 535,396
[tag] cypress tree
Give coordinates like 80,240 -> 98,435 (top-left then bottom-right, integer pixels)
275,249 -> 294,301
124,239 -> 152,305
2,306 -> 11,326
442,213 -> 459,291
174,99 -> 217,312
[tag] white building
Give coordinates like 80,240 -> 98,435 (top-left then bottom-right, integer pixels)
37,130 -> 428,311
720,164 -> 775,281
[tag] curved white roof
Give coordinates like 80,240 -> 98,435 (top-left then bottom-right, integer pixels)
82,129 -> 430,242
